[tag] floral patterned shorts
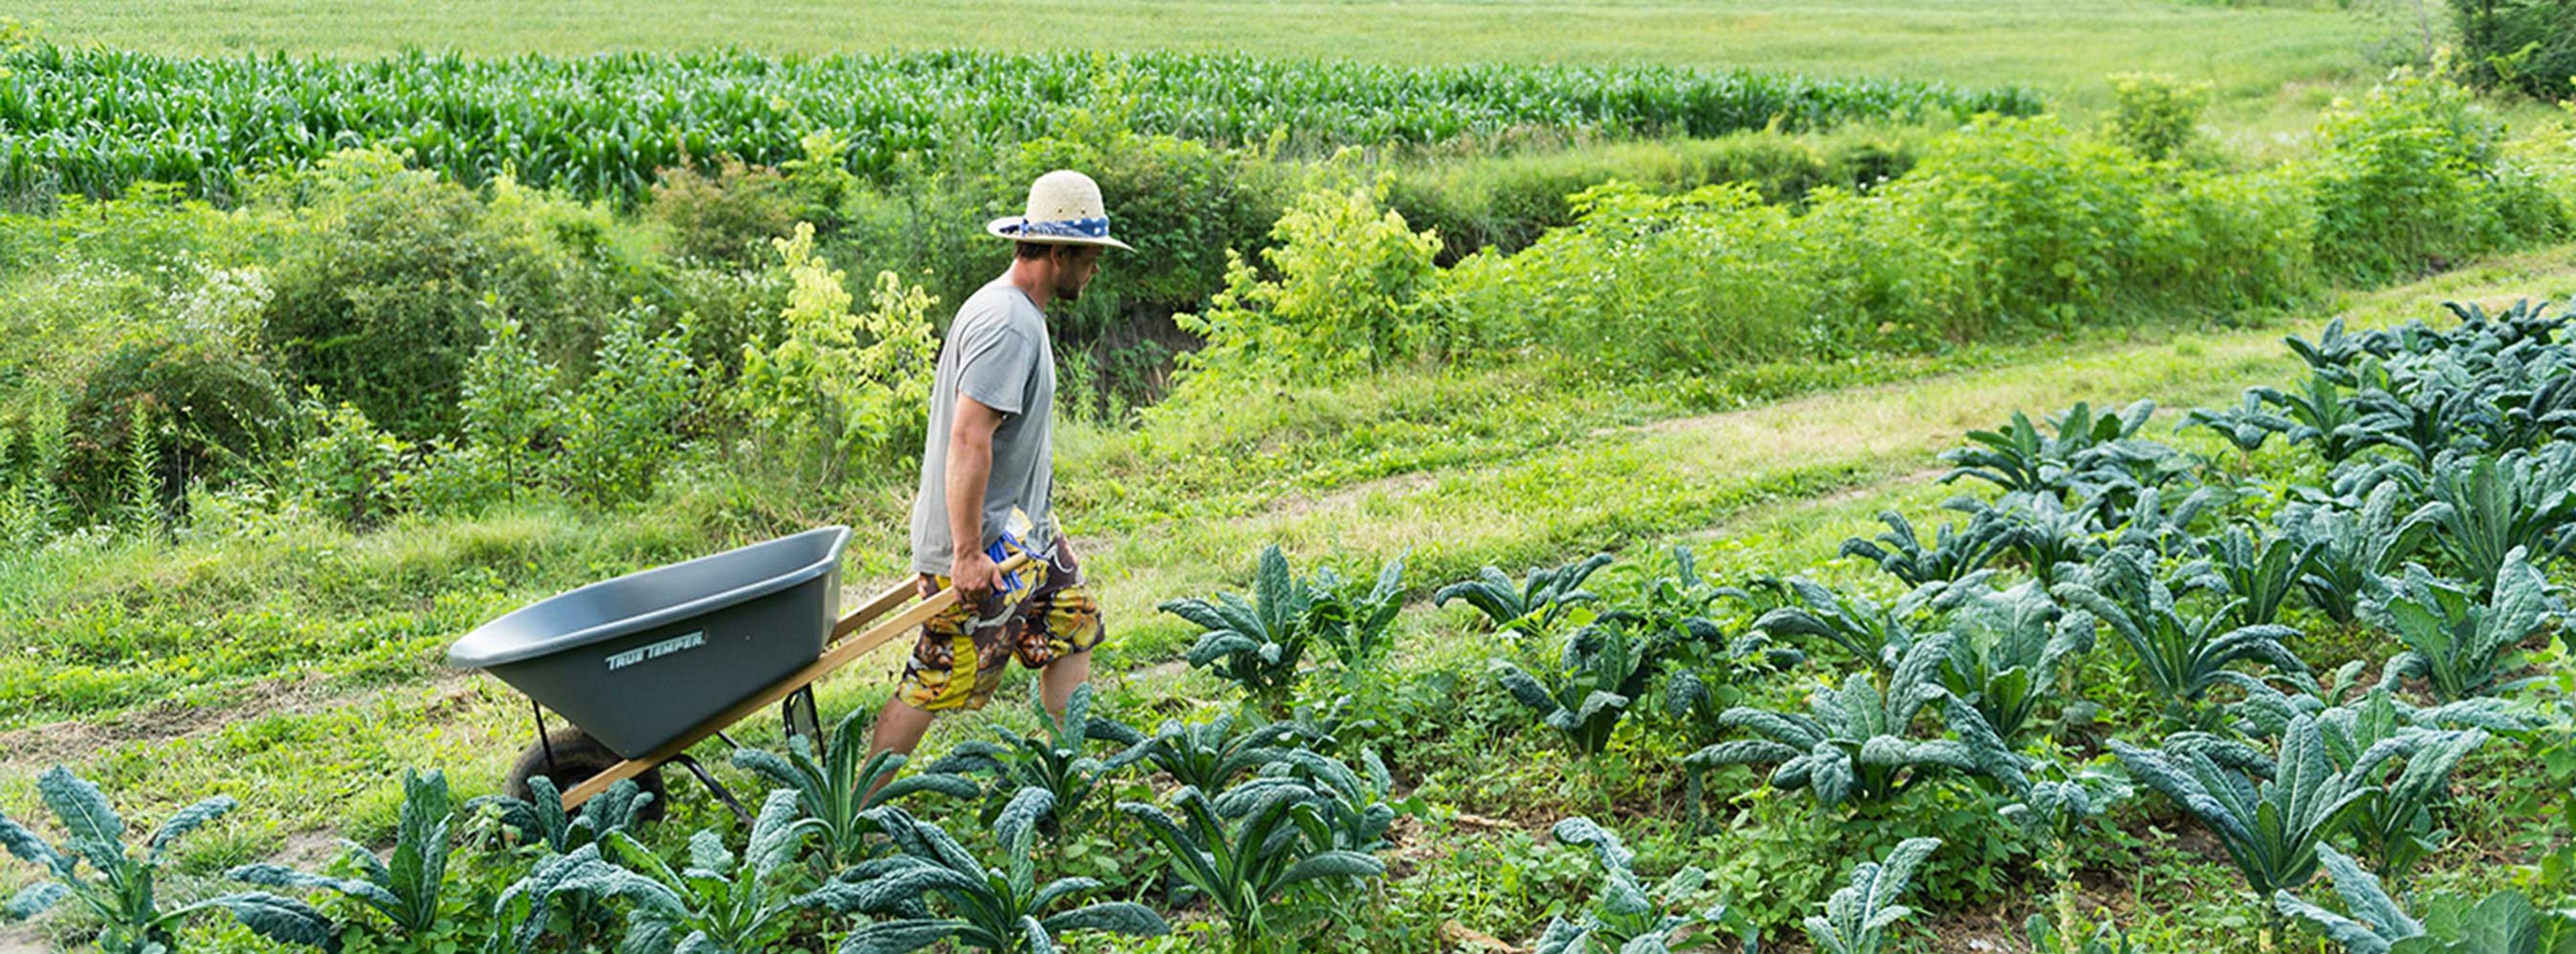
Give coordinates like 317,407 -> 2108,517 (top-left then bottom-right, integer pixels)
896,533 -> 1104,712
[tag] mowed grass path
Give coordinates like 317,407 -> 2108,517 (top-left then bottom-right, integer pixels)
5,245 -> 2572,894
18,0 -> 2376,116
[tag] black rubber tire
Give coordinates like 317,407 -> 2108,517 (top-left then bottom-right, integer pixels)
504,727 -> 668,821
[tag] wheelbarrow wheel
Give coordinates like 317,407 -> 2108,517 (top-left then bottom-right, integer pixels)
504,727 -> 668,820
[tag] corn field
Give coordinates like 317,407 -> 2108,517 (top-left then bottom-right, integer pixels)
0,46 -> 2041,203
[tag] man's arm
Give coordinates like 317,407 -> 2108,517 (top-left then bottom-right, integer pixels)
945,394 -> 1007,600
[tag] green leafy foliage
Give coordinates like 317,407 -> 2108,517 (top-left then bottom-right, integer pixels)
728,224 -> 938,478
1751,576 -> 1923,672
1119,782 -> 1385,953
1163,545 -> 1328,708
1931,576 -> 2091,744
2311,689 -> 2490,881
2365,549 -> 2567,701
2110,715 -> 2369,907
1120,710 -> 1310,796
1303,552 -> 1407,672
594,790 -> 822,954
2280,483 -> 2436,625
2407,447 -> 2576,596
2180,525 -> 2322,628
2277,843 -> 2565,954
229,768 -> 452,937
2260,370 -> 2368,464
2055,548 -> 2308,728
1434,552 -> 1615,641
922,682 -> 1145,841
556,305 -> 697,505
1534,816 -> 1743,953
1492,621 -> 1659,756
2101,72 -> 2209,162
1839,509 -> 2015,587
2184,390 -> 2294,457
1940,401 -> 2161,500
1171,177 -> 1444,386
1218,747 -> 1404,855
1804,837 -> 1941,954
813,788 -> 1169,953
2312,72 -> 2566,284
0,765 -> 335,953
731,706 -> 980,869
1688,638 -> 2013,810
467,776 -> 656,856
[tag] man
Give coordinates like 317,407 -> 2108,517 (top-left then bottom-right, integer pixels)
868,170 -> 1132,760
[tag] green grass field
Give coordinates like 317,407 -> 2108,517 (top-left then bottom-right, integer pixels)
15,0 -> 2388,118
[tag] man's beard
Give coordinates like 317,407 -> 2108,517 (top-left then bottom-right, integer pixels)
1055,278 -> 1083,303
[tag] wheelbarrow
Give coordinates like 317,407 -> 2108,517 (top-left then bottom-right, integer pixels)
444,525 -> 1028,821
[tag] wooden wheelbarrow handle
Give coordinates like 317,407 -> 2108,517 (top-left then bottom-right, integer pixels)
561,552 -> 1034,808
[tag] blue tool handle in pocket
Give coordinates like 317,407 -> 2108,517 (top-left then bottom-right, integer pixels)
983,531 -> 1024,594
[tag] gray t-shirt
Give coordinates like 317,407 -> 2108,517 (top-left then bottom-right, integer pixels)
910,276 -> 1056,575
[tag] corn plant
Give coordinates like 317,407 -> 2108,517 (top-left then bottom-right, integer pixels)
922,682 -> 1146,841
1120,784 -> 1386,954
2258,373 -> 2367,463
467,775 -> 656,855
2110,715 -> 2370,952
2279,484 -> 2435,625
1931,577 -> 2090,744
0,766 -> 335,953
1435,552 -> 1615,641
2179,525 -> 2322,628
2185,389 -> 2295,457
2053,548 -> 2308,729
1534,816 -> 1746,953
730,706 -> 980,868
228,768 -> 453,940
1803,837 -> 1942,954
2406,447 -> 2576,595
2367,549 -> 2565,701
1493,621 -> 1660,756
1839,509 -> 2015,586
2275,843 -> 2559,954
811,789 -> 1169,954
1687,638 -> 2015,810
1163,545 -> 1317,709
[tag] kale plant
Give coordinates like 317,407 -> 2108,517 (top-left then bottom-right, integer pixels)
2053,548 -> 2308,729
1162,545 -> 1318,708
1839,508 -> 2015,587
2110,716 -> 2369,951
1803,837 -> 1942,954
2184,389 -> 2294,457
922,682 -> 1146,840
0,766 -> 335,953
2179,524 -> 2320,628
1492,621 -> 1660,756
1120,783 -> 1385,953
2407,447 -> 2576,595
731,706 -> 979,867
1687,638 -> 2015,810
1931,576 -> 2090,744
229,768 -> 453,941
1534,816 -> 1746,953
2279,484 -> 2434,625
2367,549 -> 2565,701
1435,552 -> 1615,641
2276,843 -> 2561,954
814,788 -> 1169,954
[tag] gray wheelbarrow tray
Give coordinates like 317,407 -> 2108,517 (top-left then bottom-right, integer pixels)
446,525 -> 1028,812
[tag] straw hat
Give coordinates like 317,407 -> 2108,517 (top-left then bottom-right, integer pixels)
985,170 -> 1134,251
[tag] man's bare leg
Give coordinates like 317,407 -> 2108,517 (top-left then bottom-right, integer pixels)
1040,651 -> 1091,717
868,696 -> 939,760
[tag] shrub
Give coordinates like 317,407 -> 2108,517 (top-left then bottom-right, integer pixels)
2449,0 -> 2576,101
286,394 -> 412,529
458,308 -> 563,498
2100,72 -> 2211,162
728,223 -> 939,478
646,157 -> 802,264
1169,176 -> 1443,394
61,331 -> 290,521
555,305 -> 696,506
2309,72 -> 2563,283
1886,114 -> 2157,323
